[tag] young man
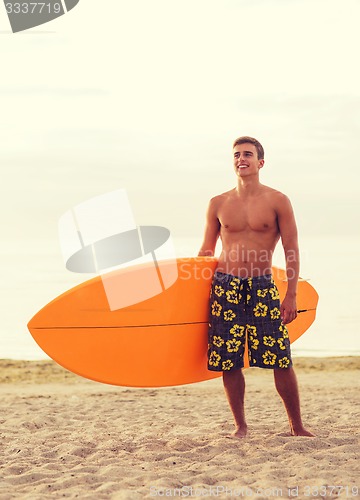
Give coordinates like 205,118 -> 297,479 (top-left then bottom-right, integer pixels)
198,136 -> 314,438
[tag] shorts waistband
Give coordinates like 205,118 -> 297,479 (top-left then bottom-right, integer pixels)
214,271 -> 273,284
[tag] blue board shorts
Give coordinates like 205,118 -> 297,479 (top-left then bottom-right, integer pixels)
207,272 -> 292,371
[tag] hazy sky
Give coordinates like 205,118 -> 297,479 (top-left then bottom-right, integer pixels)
1,0 -> 360,358
1,0 -> 360,240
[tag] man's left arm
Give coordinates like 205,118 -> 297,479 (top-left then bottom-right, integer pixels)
276,194 -> 299,325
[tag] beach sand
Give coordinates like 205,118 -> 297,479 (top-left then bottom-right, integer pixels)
0,357 -> 359,499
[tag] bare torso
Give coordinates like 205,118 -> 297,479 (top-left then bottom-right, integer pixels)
215,185 -> 281,277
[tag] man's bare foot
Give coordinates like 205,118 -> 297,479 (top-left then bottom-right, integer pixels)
226,426 -> 248,439
291,427 -> 315,437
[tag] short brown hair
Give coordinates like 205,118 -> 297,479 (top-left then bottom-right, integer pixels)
233,136 -> 264,160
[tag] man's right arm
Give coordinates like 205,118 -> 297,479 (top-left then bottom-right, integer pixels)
198,197 -> 221,257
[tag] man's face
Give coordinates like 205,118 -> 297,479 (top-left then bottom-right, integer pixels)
233,143 -> 264,178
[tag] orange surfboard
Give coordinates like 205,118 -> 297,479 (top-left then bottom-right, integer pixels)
27,258 -> 318,387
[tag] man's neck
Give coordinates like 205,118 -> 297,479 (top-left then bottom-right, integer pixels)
236,176 -> 261,196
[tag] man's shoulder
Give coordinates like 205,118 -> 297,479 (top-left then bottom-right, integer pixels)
209,189 -> 234,205
261,185 -> 291,203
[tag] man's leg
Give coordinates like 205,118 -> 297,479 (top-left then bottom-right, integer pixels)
223,368 -> 248,438
274,367 -> 314,436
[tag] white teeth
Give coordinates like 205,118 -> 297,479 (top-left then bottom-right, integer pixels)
239,165 -> 248,169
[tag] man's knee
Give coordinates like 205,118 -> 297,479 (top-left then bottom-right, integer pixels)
223,367 -> 244,382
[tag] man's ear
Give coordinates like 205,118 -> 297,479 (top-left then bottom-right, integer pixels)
258,159 -> 265,170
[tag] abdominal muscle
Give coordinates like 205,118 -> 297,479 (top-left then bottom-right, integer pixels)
216,231 -> 279,278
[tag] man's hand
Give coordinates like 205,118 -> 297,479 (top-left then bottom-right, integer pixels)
280,295 -> 298,325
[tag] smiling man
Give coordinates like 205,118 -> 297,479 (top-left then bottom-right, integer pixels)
198,136 -> 314,438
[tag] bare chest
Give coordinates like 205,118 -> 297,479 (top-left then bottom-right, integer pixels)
218,197 -> 278,233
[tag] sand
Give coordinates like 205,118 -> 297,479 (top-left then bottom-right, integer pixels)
0,357 -> 359,500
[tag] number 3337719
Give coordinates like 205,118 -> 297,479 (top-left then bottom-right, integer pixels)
5,3 -> 62,14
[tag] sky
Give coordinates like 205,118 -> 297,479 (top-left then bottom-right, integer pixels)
1,0 -> 359,241
0,0 -> 359,358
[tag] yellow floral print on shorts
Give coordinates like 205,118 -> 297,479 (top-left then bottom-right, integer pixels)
207,272 -> 292,371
